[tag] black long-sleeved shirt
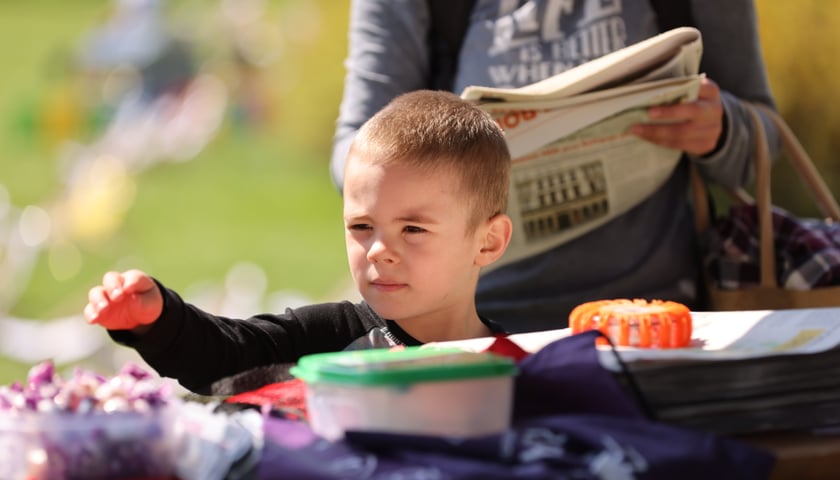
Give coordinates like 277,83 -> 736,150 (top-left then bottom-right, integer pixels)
110,282 -> 506,392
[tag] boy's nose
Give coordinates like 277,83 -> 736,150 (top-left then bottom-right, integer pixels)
367,237 -> 397,264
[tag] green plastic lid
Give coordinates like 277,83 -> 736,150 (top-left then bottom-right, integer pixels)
290,346 -> 517,386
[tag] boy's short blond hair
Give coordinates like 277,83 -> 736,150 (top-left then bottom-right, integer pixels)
352,90 -> 510,232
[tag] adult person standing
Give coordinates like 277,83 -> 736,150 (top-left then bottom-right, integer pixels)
330,0 -> 779,333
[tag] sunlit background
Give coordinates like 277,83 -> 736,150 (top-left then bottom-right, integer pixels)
0,0 -> 838,385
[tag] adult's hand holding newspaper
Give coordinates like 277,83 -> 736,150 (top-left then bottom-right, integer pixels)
461,27 -> 704,270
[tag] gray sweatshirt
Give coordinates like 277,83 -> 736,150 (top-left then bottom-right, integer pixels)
331,0 -> 778,332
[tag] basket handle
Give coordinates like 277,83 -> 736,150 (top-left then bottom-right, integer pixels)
751,103 -> 840,221
692,102 -> 840,289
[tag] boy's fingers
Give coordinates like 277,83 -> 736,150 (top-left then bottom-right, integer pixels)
84,302 -> 101,324
122,269 -> 154,291
86,270 -> 160,331
102,271 -> 125,299
85,286 -> 109,323
88,285 -> 109,307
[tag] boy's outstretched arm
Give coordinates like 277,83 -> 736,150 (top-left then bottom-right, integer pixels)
84,269 -> 163,334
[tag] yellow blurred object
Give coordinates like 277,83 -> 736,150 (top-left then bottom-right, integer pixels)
54,154 -> 136,243
40,84 -> 84,147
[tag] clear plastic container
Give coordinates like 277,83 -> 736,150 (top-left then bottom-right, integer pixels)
291,347 -> 517,441
0,403 -> 179,479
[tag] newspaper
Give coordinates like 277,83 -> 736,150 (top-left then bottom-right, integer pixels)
460,27 -> 704,270
596,307 -> 840,370
610,307 -> 840,434
428,306 -> 840,368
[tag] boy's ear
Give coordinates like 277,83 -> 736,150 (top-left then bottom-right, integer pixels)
475,213 -> 513,267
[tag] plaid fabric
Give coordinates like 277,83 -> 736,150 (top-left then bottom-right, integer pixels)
705,204 -> 840,290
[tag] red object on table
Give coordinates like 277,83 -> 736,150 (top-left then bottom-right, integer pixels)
225,378 -> 309,420
485,334 -> 531,361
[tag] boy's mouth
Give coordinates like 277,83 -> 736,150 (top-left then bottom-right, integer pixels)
369,279 -> 407,292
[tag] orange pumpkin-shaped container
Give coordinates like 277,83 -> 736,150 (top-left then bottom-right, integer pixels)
569,299 -> 692,348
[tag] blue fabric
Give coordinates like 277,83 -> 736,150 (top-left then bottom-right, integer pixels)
513,331 -> 648,421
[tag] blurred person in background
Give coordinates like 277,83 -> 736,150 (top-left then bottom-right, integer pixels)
330,0 -> 780,333
78,0 -> 196,106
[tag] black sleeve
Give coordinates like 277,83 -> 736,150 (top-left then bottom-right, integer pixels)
109,282 -> 384,392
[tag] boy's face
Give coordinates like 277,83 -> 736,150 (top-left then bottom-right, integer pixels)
343,153 -> 486,325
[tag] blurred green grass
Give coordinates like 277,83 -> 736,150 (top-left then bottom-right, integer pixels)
0,1 -> 351,384
11,131 -> 348,319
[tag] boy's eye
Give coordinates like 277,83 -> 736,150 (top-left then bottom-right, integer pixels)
403,225 -> 427,234
348,223 -> 372,231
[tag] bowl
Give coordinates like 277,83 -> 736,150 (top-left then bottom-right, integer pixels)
0,360 -> 179,479
0,403 -> 179,479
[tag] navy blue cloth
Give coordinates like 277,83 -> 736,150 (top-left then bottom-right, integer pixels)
258,331 -> 775,479
513,330 -> 648,421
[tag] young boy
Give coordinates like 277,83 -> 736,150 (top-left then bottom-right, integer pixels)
84,90 -> 514,392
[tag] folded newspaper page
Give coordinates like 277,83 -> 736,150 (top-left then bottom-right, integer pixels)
460,27 -> 703,102
596,307 -> 840,371
428,306 -> 840,368
460,27 -> 703,270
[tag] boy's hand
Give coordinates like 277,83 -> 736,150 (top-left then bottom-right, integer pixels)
84,270 -> 163,332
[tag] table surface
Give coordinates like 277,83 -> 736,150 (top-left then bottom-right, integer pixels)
739,430 -> 840,479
